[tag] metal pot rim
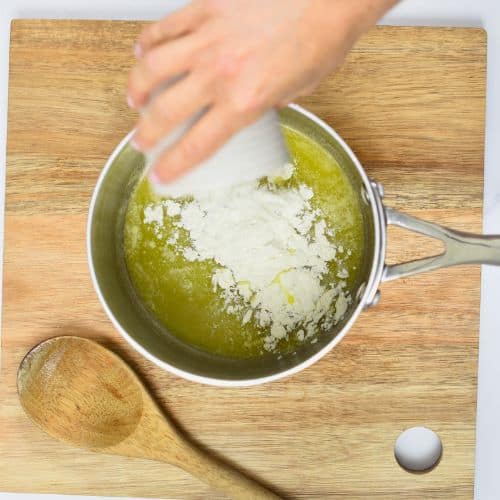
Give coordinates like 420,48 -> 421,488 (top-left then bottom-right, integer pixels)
90,105 -> 499,385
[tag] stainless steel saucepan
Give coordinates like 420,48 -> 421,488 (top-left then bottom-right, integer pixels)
87,104 -> 500,386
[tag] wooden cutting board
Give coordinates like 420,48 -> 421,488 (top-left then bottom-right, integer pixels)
0,20 -> 486,499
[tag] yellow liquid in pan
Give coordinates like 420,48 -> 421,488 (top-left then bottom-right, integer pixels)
123,127 -> 365,358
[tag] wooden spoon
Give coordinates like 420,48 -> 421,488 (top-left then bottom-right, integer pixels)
17,336 -> 280,499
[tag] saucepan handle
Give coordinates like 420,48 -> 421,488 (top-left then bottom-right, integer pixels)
382,207 -> 500,282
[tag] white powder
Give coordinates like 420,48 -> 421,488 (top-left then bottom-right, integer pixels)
143,205 -> 163,225
167,231 -> 179,245
143,167 -> 351,351
163,200 -> 181,217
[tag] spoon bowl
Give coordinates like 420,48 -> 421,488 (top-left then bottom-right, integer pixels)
18,336 -> 143,449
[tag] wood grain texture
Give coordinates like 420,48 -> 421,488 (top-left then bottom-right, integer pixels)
1,20 -> 486,499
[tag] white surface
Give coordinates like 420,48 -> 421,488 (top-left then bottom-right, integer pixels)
0,0 -> 498,498
394,426 -> 443,472
149,110 -> 290,197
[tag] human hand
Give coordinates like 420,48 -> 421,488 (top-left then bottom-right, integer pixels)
127,0 -> 397,183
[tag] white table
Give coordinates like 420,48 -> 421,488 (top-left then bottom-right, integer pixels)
1,1 -> 499,498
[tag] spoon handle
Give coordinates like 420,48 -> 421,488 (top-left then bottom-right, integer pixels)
169,440 -> 281,499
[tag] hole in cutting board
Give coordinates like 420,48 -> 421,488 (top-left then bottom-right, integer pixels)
394,427 -> 442,473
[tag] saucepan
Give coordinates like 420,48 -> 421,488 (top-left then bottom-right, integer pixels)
87,104 -> 500,386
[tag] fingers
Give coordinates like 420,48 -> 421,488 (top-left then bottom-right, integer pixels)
150,106 -> 242,183
127,35 -> 199,109
136,3 -> 206,56
132,72 -> 212,151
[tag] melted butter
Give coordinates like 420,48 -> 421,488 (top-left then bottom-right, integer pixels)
123,127 -> 365,358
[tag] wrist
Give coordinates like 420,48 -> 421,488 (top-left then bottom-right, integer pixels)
344,0 -> 399,33
314,0 -> 398,53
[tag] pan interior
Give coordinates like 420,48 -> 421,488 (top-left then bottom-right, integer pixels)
89,108 -> 376,382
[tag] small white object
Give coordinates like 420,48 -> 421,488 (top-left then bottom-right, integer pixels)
394,426 -> 442,471
394,427 -> 443,471
145,108 -> 290,198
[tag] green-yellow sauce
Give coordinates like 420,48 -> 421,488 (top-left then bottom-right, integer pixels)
123,127 -> 364,358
